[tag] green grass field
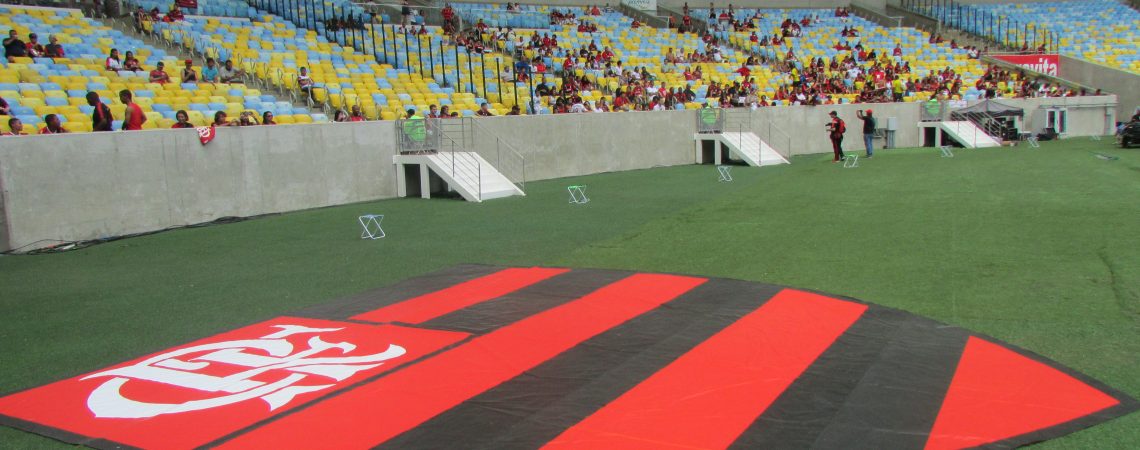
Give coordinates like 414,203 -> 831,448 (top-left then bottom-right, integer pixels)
1,139 -> 1138,448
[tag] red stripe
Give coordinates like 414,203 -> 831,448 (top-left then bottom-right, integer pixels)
352,267 -> 569,324
542,289 -> 867,450
218,273 -> 707,449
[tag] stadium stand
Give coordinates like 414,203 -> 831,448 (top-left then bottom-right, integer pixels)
694,8 -> 991,103
145,0 -> 528,118
0,4 -> 310,133
931,0 -> 1140,74
2,1 -> 1103,134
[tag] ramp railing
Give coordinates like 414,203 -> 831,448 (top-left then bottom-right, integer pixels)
724,109 -> 793,160
461,118 -> 527,192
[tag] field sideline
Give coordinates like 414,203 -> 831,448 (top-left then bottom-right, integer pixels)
1,140 -> 1137,448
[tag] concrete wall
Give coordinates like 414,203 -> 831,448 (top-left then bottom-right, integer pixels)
0,122 -> 398,252
467,109 -> 697,181
0,95 -> 1115,252
1057,55 -> 1140,119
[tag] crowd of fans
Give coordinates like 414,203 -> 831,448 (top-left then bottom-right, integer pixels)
1,1 -> 1107,133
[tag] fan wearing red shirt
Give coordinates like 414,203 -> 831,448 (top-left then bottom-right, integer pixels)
150,61 -> 170,84
893,44 -> 902,56
735,64 -> 750,79
39,114 -> 67,134
119,89 -> 146,131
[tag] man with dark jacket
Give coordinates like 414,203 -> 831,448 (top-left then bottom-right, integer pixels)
87,92 -> 113,132
856,109 -> 876,158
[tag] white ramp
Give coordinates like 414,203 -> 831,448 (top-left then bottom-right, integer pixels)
718,132 -> 790,166
394,151 -> 523,202
937,121 -> 1002,148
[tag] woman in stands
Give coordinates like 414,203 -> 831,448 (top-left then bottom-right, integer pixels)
171,110 -> 194,128
261,111 -> 276,125
39,114 -> 67,134
0,95 -> 8,115
105,48 -> 123,71
182,60 -> 198,82
123,51 -> 142,72
333,109 -> 350,122
213,111 -> 236,127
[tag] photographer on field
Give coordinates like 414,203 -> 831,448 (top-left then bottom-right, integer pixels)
827,111 -> 846,162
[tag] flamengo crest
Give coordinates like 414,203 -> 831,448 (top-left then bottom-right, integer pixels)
81,325 -> 406,419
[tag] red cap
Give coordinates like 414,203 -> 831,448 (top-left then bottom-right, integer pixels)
866,109 -> 873,114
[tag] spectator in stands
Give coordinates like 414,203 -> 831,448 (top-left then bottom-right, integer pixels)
508,105 -> 520,115
172,110 -> 194,128
0,95 -> 8,115
105,48 -> 123,71
165,5 -> 185,22
120,90 -> 146,131
213,111 -> 236,127
350,105 -> 366,122
401,0 -> 412,26
149,62 -> 171,84
123,51 -> 142,72
262,111 -> 276,125
3,118 -> 24,136
25,33 -> 44,58
297,67 -> 314,100
181,60 -> 198,82
441,3 -> 456,34
201,58 -> 219,83
87,92 -> 113,132
4,30 -> 26,62
427,104 -> 440,119
440,105 -> 458,118
39,114 -> 67,134
238,111 -> 259,126
476,103 -> 494,116
334,109 -> 350,122
44,35 -> 64,58
219,59 -> 245,83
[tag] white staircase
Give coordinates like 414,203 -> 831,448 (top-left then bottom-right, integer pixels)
714,132 -> 790,166
930,121 -> 1002,148
394,151 -> 523,202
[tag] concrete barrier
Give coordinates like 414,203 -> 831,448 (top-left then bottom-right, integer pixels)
0,96 -> 1116,252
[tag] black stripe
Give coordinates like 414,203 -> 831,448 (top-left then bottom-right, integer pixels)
375,278 -> 783,450
807,314 -> 971,450
728,305 -> 906,449
417,268 -> 631,334
290,264 -> 504,321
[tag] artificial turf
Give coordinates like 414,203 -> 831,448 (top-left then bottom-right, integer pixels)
1,139 -> 1137,449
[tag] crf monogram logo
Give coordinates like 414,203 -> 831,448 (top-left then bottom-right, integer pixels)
82,325 -> 406,419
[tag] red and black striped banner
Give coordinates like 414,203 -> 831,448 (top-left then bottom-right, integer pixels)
0,265 -> 1134,449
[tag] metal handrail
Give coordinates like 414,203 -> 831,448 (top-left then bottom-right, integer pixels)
464,117 -> 527,190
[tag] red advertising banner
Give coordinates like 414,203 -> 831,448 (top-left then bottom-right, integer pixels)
991,54 -> 1060,76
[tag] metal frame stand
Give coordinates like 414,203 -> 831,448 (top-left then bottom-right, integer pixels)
359,214 -> 386,239
567,185 -> 589,204
1026,136 -> 1040,148
939,145 -> 954,157
717,165 -> 733,182
843,155 -> 859,168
